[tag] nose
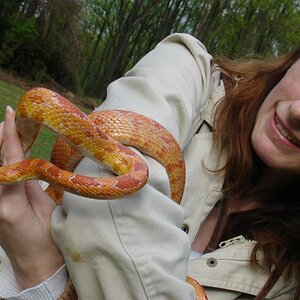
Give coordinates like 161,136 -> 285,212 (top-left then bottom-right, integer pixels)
289,100 -> 300,126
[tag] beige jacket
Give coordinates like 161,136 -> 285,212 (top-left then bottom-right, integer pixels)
51,34 -> 296,299
0,34 -> 295,299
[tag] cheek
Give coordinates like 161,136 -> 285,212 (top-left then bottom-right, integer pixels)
251,101 -> 275,166
252,128 -> 293,170
251,118 -> 265,155
252,131 -> 266,159
251,127 -> 276,167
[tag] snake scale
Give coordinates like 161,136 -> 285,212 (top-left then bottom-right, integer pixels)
0,87 -> 207,300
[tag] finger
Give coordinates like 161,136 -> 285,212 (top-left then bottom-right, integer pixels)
0,122 -> 3,192
0,121 -> 4,144
25,181 -> 56,221
0,121 -> 4,166
2,106 -> 25,166
0,106 -> 26,203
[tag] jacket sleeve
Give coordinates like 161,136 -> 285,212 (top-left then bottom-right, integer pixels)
51,33 -> 212,299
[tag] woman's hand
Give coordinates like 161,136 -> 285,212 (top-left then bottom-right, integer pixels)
0,106 -> 64,290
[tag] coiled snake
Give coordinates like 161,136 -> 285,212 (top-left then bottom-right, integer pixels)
0,87 -> 207,300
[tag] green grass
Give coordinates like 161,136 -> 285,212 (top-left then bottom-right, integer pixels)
0,80 -> 25,114
0,80 -> 91,160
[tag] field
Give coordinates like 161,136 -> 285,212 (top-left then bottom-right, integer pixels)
0,80 -> 91,160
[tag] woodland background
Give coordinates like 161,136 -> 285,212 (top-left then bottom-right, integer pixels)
0,0 -> 300,106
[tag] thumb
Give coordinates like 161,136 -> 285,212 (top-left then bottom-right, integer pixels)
1,106 -> 54,213
0,106 -> 28,219
2,106 -> 25,166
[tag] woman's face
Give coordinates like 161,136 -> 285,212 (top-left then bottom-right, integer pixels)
252,59 -> 300,174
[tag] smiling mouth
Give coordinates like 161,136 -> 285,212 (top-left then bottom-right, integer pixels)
275,113 -> 300,147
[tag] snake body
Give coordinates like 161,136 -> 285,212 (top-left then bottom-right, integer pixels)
0,87 -> 185,203
0,87 -> 207,299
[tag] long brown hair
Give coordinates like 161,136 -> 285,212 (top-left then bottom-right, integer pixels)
213,48 -> 300,299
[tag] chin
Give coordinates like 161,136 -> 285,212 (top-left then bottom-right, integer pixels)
254,145 -> 282,169
260,156 -> 300,175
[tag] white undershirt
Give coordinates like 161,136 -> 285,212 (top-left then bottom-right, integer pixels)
0,244 -> 67,299
189,250 -> 202,260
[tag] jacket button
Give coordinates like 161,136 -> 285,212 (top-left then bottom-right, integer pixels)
181,224 -> 189,234
206,258 -> 217,267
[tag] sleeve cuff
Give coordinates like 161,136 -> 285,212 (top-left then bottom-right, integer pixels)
0,264 -> 67,300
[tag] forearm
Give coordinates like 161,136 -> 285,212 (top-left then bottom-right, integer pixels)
52,157 -> 195,299
50,33 -> 211,299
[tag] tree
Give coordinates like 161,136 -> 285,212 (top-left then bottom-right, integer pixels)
0,0 -> 299,103
0,0 -> 82,91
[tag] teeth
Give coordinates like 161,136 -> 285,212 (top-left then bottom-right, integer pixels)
275,114 -> 300,147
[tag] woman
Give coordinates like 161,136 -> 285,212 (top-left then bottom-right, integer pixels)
0,34 -> 299,299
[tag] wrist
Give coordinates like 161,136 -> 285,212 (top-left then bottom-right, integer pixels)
12,247 -> 64,290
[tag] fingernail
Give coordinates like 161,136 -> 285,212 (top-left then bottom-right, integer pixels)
6,105 -> 13,113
